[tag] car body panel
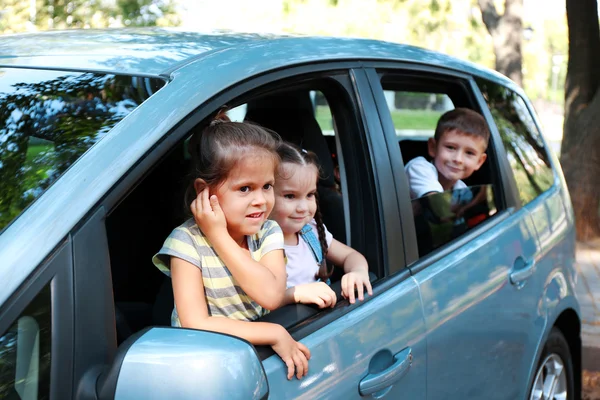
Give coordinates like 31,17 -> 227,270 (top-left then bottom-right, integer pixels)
262,276 -> 426,399
0,29 -> 517,90
412,207 -> 544,400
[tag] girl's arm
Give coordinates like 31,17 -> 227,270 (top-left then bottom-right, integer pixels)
191,190 -> 287,310
326,239 -> 373,303
171,257 -> 310,380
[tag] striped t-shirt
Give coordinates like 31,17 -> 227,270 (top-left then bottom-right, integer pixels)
152,218 -> 284,325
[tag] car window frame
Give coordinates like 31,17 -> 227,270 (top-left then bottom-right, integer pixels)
0,239 -> 74,400
362,63 -> 521,271
72,61 -> 406,358
474,77 -> 559,208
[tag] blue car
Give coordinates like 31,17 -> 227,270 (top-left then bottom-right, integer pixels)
0,29 -> 579,400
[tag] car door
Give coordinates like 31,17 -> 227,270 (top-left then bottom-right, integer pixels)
366,66 -> 546,399
257,68 -> 427,399
62,63 -> 428,400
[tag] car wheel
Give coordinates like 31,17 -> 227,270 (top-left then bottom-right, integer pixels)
529,327 -> 574,400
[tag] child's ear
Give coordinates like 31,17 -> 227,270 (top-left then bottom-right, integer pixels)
475,153 -> 488,170
427,137 -> 437,159
194,178 -> 208,195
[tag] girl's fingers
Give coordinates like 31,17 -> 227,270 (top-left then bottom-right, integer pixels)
209,194 -> 221,214
201,188 -> 211,213
366,280 -> 373,296
320,293 -> 331,308
314,296 -> 325,308
297,342 -> 311,359
356,280 -> 365,301
300,350 -> 309,376
292,354 -> 304,379
284,358 -> 295,380
348,278 -> 356,304
190,198 -> 198,217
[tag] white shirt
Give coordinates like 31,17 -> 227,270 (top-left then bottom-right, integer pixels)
285,221 -> 333,288
405,156 -> 466,199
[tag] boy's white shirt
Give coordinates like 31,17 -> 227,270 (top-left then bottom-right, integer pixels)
405,156 -> 467,199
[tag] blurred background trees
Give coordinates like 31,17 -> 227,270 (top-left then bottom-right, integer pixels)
0,0 -> 567,112
3,0 -> 594,238
561,0 -> 600,240
0,0 -> 180,33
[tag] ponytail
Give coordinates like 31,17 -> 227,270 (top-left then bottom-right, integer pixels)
314,189 -> 333,281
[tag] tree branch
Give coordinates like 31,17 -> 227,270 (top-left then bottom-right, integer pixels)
478,0 -> 500,33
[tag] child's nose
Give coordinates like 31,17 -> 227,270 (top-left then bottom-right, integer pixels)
296,199 -> 308,212
252,191 -> 266,205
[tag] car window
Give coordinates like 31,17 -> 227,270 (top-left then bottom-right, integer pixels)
412,185 -> 497,257
383,90 -> 454,139
0,285 -> 51,400
475,78 -> 555,205
0,68 -> 165,233
379,74 -> 500,260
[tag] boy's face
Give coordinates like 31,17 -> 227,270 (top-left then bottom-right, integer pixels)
428,129 -> 487,189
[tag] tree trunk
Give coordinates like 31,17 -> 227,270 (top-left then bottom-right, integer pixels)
561,0 -> 600,240
478,0 -> 523,87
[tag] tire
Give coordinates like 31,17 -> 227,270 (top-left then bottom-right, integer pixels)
529,327 -> 575,400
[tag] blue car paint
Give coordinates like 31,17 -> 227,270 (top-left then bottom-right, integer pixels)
114,328 -> 268,400
412,206 -> 543,399
263,277 -> 426,399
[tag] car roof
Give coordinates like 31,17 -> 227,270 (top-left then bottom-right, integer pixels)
0,28 -> 516,89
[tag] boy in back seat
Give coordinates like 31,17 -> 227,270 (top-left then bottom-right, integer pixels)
405,108 -> 489,199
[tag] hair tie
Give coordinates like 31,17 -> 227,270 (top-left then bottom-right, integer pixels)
301,148 -> 308,154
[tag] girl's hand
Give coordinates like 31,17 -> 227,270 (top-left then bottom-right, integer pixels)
272,326 -> 311,380
190,189 -> 228,239
290,282 -> 337,308
341,270 -> 373,304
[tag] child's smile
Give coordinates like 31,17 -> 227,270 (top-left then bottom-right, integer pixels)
428,129 -> 487,190
272,163 -> 319,245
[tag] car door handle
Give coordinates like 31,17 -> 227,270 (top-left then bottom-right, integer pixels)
509,259 -> 536,285
359,347 -> 412,396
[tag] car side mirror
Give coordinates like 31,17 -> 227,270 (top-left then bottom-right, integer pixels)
93,327 -> 268,400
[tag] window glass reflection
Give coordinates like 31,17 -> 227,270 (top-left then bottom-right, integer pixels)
412,185 -> 497,257
0,68 -> 165,232
476,79 -> 554,205
0,284 -> 51,400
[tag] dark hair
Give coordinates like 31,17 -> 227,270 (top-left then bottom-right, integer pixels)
277,142 -> 332,281
186,108 -> 281,206
434,108 -> 490,146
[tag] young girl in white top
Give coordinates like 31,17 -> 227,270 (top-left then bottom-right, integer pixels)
271,142 -> 373,308
153,110 -> 309,380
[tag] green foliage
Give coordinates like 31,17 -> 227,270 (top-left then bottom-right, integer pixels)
0,0 -> 180,33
